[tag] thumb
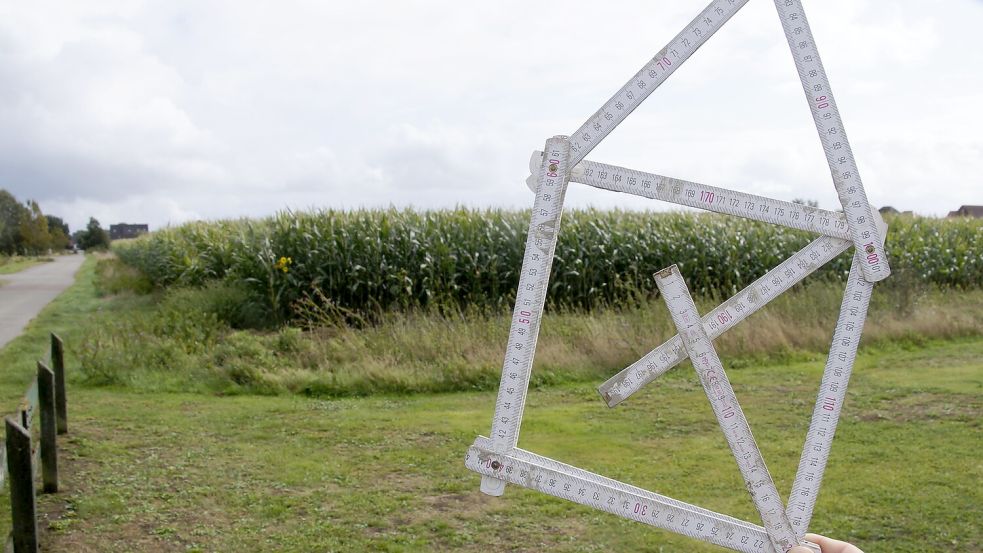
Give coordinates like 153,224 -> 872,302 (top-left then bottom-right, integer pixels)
789,547 -> 816,553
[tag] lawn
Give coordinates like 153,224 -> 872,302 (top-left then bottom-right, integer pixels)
0,256 -> 979,552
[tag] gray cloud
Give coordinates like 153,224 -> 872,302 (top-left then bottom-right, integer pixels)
0,0 -> 980,233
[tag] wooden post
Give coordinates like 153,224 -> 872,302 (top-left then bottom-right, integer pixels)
50,333 -> 67,434
5,417 -> 38,553
37,362 -> 58,493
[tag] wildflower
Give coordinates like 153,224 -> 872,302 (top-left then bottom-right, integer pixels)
274,256 -> 292,273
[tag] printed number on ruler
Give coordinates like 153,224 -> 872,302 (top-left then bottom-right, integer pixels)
481,137 -> 572,496
466,443 -> 777,553
599,234 -> 848,406
787,252 -> 872,535
568,0 -> 750,165
656,266 -> 798,553
772,0 -> 888,282
529,152 -> 849,239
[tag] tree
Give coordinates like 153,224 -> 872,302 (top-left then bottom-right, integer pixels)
18,200 -> 51,254
77,217 -> 110,250
0,189 -> 30,254
45,215 -> 71,250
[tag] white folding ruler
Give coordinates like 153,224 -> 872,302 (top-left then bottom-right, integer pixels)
467,0 -> 888,550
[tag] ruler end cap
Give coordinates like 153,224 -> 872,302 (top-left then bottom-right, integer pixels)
654,264 -> 679,280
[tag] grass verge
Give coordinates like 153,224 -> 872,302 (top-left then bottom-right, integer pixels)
0,255 -> 54,275
75,258 -> 983,397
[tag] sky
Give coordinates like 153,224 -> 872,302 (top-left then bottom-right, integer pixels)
1,0 -> 981,232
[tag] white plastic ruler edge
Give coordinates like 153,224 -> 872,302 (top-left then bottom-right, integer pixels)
467,438 -> 777,553
787,251 -> 871,535
526,152 -> 850,240
480,137 -> 572,496
656,265 -> 801,552
772,0 -> 889,282
597,213 -> 885,406
568,0 -> 751,165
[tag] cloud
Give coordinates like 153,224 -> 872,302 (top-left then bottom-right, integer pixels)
0,0 -> 979,233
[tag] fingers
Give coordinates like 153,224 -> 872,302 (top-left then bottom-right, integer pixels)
804,533 -> 865,553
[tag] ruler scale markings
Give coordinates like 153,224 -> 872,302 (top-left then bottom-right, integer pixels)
772,0 -> 888,282
568,0 -> 750,166
467,443 -> 776,553
599,234 -> 847,407
787,252 -> 871,535
473,436 -> 766,532
530,152 -> 850,239
599,213 -> 886,407
656,266 -> 798,553
469,1 -> 888,548
480,137 -> 573,496
483,0 -> 750,497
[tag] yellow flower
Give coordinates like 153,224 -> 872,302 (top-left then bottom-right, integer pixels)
274,256 -> 292,273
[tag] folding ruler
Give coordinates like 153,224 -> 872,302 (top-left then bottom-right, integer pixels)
465,1 -> 889,551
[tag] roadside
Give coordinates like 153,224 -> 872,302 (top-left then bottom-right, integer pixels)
0,256 -> 53,276
0,254 -> 85,349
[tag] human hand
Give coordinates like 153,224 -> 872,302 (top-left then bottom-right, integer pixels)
789,533 -> 864,553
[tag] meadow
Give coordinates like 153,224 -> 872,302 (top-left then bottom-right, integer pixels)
0,257 -> 977,551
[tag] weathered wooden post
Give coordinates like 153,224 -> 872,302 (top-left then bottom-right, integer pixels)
5,417 -> 38,553
50,333 -> 67,434
37,362 -> 58,493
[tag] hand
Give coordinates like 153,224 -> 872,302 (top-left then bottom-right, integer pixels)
789,533 -> 864,553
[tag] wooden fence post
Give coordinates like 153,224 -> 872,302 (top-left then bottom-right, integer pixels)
50,333 -> 67,435
5,417 -> 38,553
37,362 -> 58,493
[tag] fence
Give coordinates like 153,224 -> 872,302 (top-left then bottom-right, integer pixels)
1,333 -> 68,553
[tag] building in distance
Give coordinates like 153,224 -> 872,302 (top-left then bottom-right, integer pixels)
109,223 -> 149,240
947,205 -> 983,218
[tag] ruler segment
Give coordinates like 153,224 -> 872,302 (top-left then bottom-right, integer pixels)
466,440 -> 776,553
656,266 -> 798,553
598,233 -> 848,407
530,152 -> 850,239
480,137 -> 573,497
787,252 -> 871,536
599,213 -> 886,407
772,0 -> 889,282
568,0 -> 750,166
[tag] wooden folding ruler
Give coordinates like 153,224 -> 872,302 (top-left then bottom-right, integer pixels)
465,1 -> 889,551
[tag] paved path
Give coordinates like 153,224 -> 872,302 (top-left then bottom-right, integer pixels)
0,255 -> 86,349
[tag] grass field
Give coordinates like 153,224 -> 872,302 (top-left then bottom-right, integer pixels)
0,256 -> 980,552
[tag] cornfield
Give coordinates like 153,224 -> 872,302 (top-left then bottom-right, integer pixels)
113,209 -> 983,320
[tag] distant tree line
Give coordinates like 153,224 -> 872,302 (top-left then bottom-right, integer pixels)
0,188 -> 109,255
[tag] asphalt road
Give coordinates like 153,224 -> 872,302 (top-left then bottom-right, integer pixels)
0,255 -> 85,349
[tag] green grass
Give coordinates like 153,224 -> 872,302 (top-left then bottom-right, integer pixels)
19,340 -> 983,552
74,257 -> 983,397
0,254 -> 979,551
0,255 -> 54,275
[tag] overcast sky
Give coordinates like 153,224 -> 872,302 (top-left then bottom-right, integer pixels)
1,0 -> 981,232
